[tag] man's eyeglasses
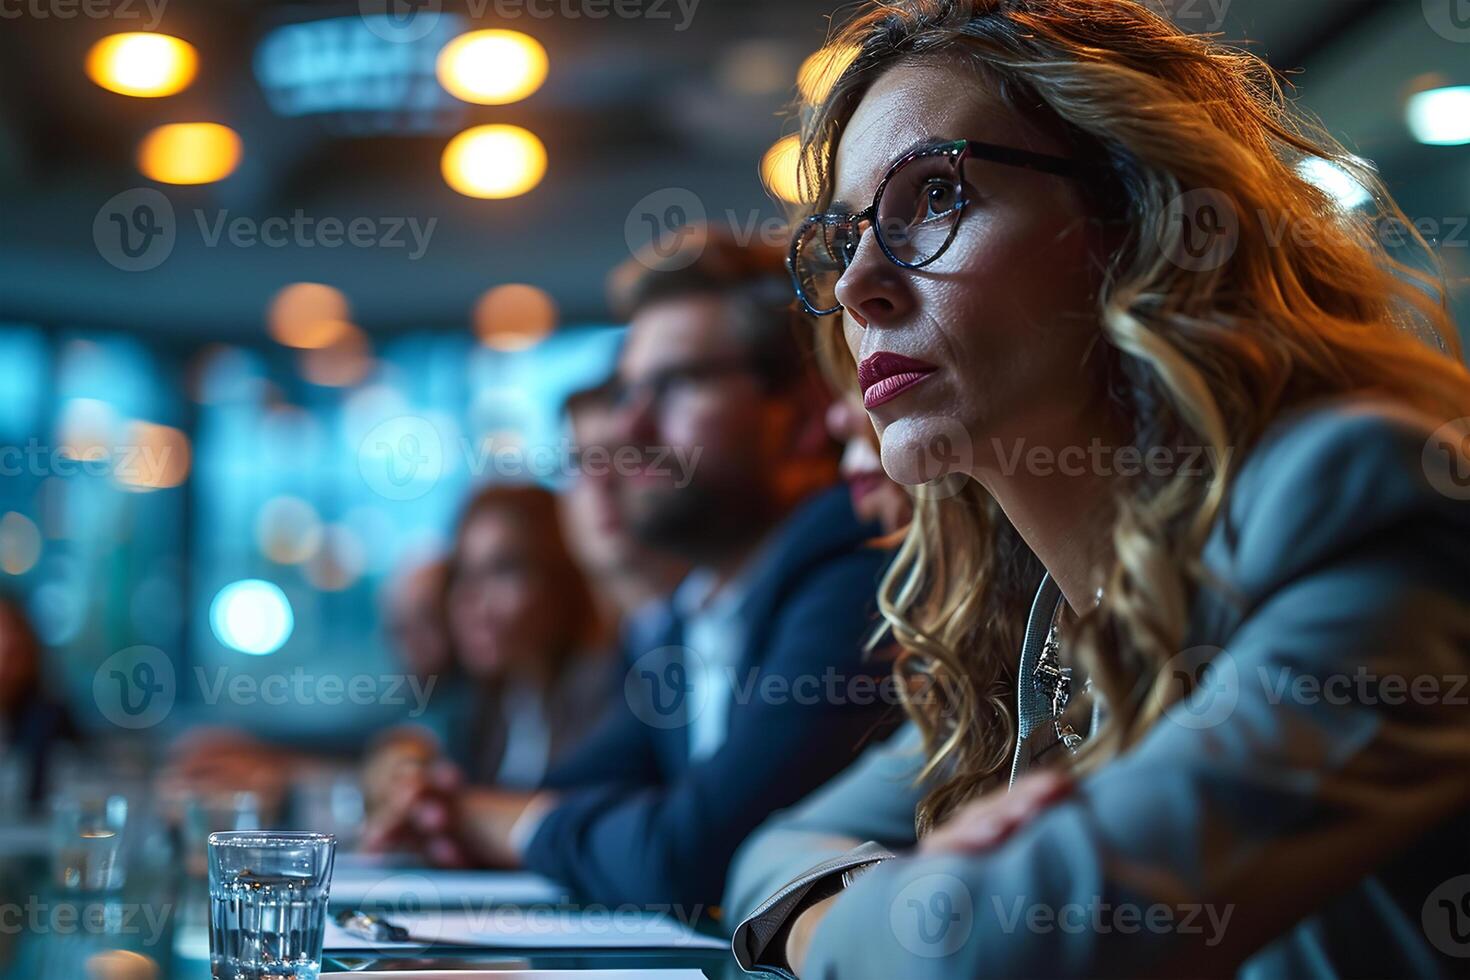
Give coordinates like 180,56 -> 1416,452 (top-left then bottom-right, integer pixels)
788,139 -> 1093,317
609,357 -> 758,416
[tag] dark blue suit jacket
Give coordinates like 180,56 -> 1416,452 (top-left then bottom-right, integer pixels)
523,484 -> 899,908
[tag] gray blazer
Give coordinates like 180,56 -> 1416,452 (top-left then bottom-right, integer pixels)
732,398 -> 1470,978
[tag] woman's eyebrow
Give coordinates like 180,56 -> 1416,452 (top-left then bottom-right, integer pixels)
829,137 -> 949,213
894,136 -> 949,159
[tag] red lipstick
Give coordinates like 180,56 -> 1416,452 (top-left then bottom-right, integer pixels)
858,351 -> 938,409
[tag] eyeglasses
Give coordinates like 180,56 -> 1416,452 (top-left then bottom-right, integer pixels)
609,356 -> 758,417
788,139 -> 1093,317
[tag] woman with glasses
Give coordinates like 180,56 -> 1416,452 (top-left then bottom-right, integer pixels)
731,1 -> 1470,977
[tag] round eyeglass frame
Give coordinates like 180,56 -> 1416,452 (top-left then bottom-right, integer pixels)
787,138 -> 1092,317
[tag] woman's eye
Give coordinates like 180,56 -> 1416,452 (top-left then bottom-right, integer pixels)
921,180 -> 960,218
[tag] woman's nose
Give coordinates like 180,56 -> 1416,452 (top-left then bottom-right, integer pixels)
833,229 -> 914,326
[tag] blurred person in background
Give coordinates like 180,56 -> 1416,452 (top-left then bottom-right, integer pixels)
815,317 -> 914,536
384,557 -> 455,682
723,287 -> 926,926
558,380 -> 690,647
437,483 -> 612,789
362,557 -> 464,815
0,594 -> 78,814
367,226 -> 901,911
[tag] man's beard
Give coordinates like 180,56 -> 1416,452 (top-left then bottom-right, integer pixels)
621,476 -> 779,566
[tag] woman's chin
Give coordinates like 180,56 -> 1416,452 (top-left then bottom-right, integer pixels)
878,416 -> 975,486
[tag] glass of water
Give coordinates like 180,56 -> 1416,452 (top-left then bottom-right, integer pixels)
207,831 -> 336,980
51,793 -> 129,892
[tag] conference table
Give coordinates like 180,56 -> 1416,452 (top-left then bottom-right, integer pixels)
0,821 -> 745,979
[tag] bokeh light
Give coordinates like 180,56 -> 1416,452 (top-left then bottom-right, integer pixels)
56,397 -> 117,463
0,512 -> 42,575
255,495 -> 323,565
474,284 -> 557,351
268,283 -> 354,349
442,125 -> 547,199
1406,86 -> 1470,146
115,421 -> 192,491
761,133 -> 812,204
209,579 -> 294,656
1297,157 -> 1372,210
85,950 -> 160,980
797,43 -> 859,105
138,123 -> 242,185
298,323 -> 374,387
436,30 -> 548,105
86,33 -> 198,98
717,39 -> 794,96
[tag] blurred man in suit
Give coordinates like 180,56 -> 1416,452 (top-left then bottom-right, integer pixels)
367,227 -> 900,910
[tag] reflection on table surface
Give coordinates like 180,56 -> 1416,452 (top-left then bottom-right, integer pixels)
0,824 -> 744,980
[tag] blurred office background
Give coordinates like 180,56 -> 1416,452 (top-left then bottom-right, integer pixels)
0,0 -> 1466,746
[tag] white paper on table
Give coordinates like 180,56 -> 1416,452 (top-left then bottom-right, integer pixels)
323,908 -> 729,952
336,974 -> 709,980
327,868 -> 570,909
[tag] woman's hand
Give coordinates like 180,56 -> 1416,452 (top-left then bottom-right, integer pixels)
920,769 -> 1074,855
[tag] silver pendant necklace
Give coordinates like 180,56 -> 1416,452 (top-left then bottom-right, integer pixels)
1032,591 -> 1091,754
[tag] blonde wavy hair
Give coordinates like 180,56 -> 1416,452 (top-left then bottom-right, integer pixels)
796,0 -> 1470,831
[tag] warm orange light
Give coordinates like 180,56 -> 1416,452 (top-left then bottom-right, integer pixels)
0,512 -> 41,576
474,284 -> 556,350
761,134 -> 813,205
138,123 -> 241,185
437,30 -> 548,106
86,33 -> 198,98
116,421 -> 191,491
268,283 -> 352,348
442,125 -> 547,199
797,44 -> 859,105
